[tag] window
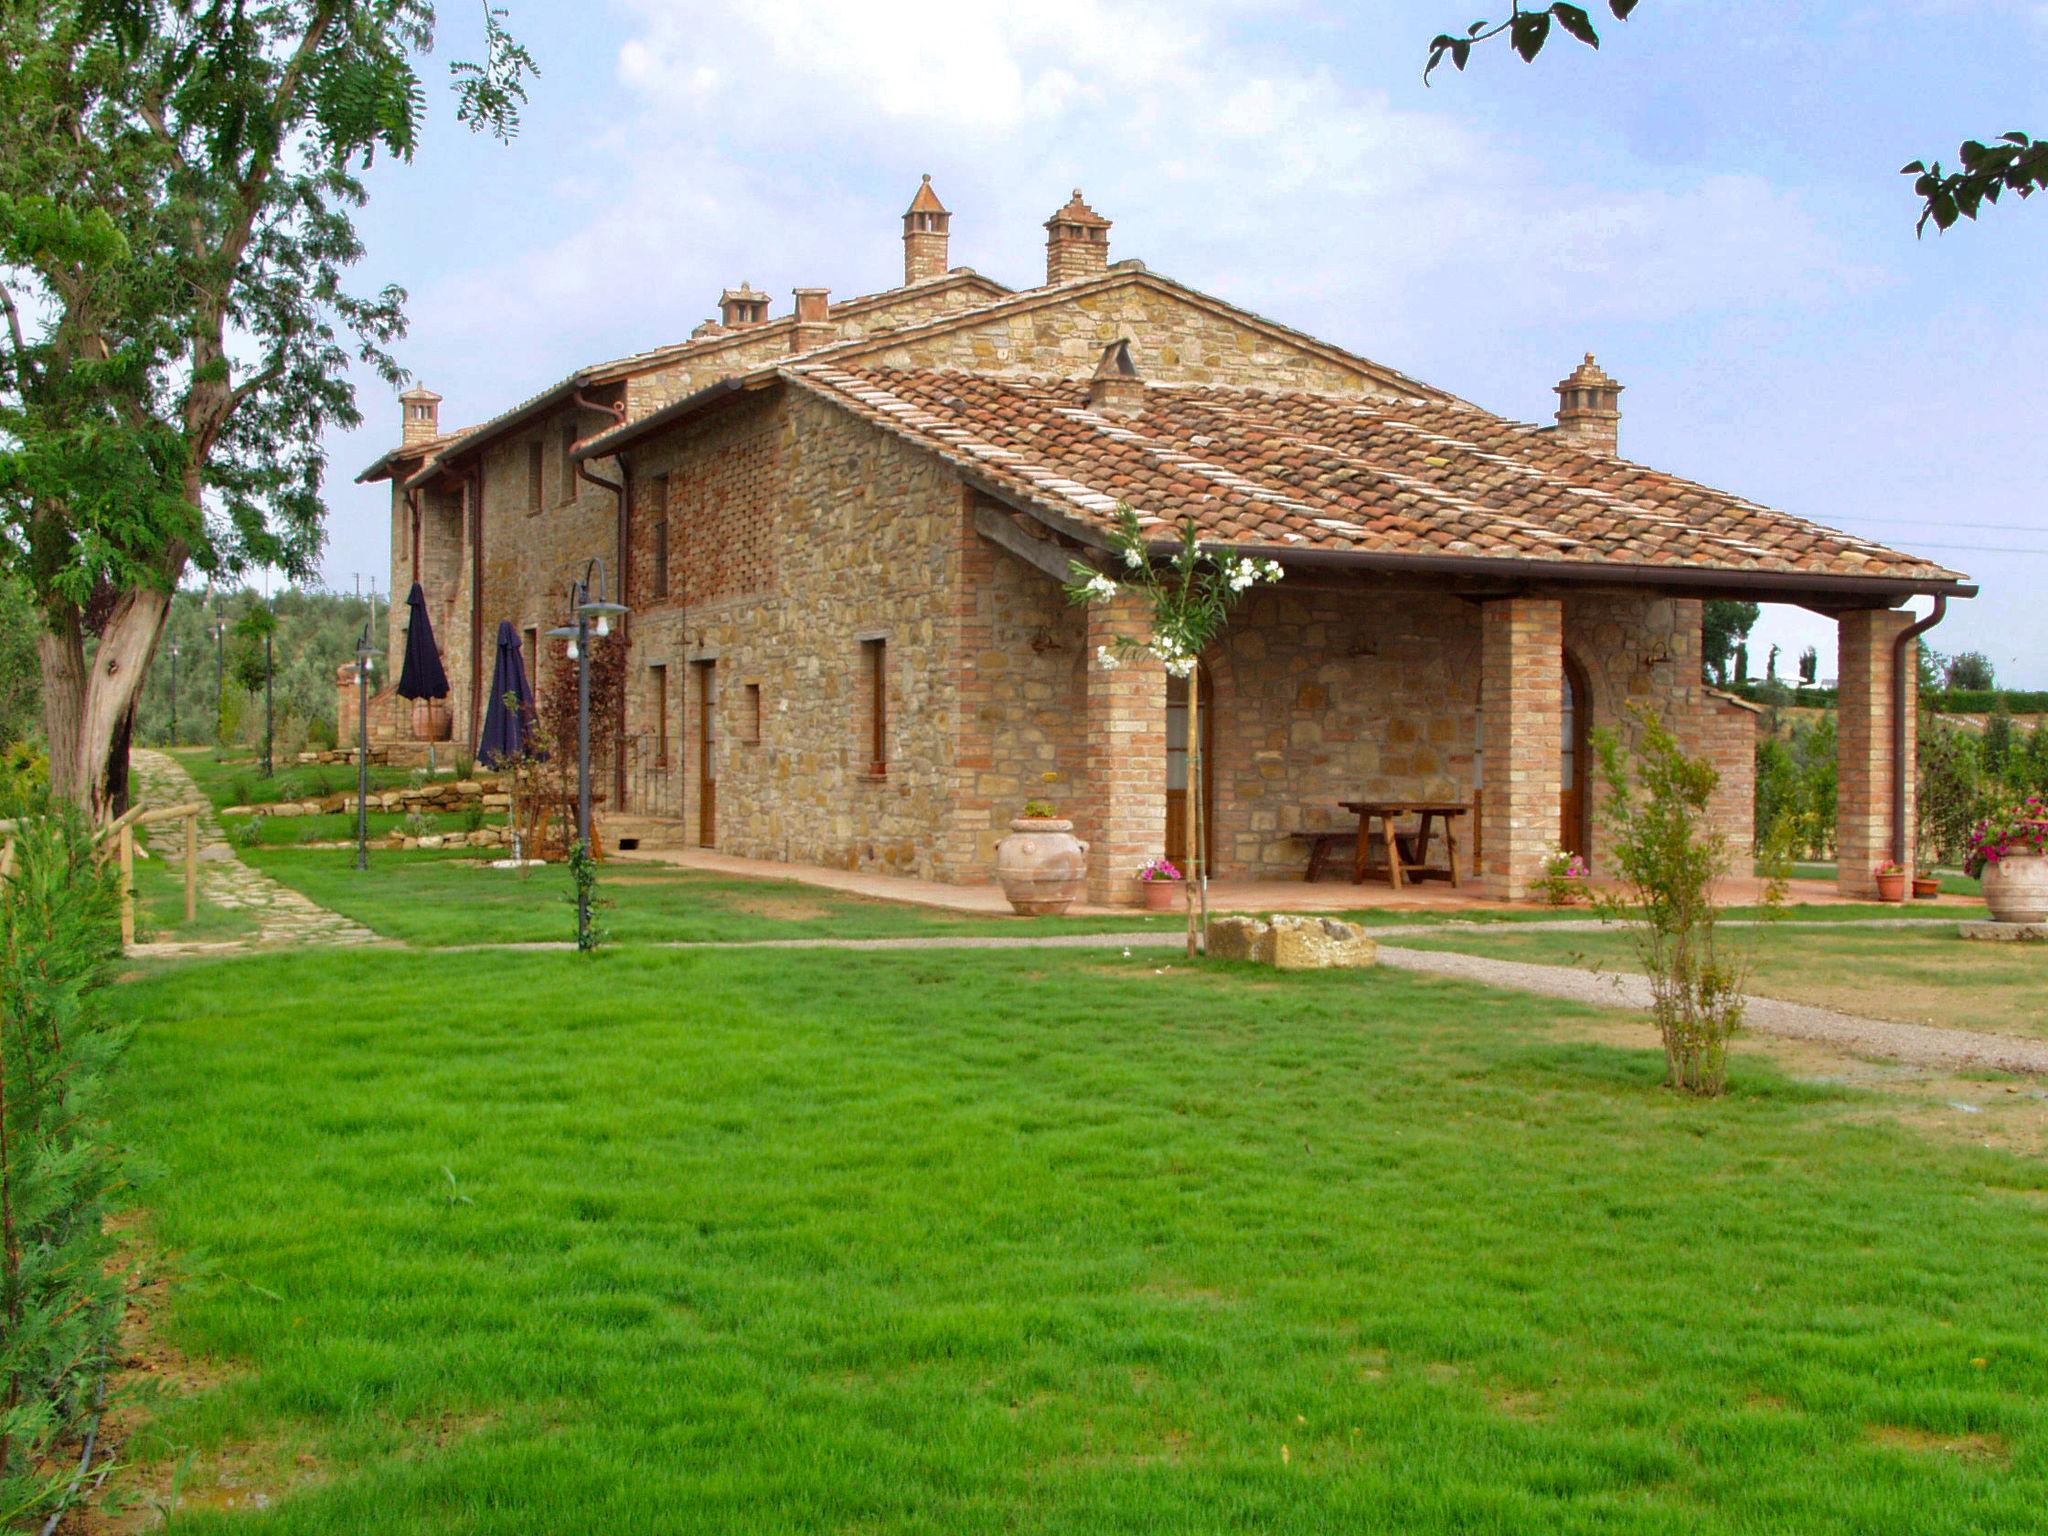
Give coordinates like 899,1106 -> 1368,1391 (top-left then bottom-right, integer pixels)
743,682 -> 763,744
860,638 -> 887,775
524,625 -> 541,695
651,475 -> 671,599
558,420 -> 578,505
651,665 -> 670,766
526,442 -> 544,512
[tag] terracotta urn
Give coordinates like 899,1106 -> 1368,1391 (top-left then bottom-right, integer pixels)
995,817 -> 1089,915
1983,852 -> 2048,924
1141,877 -> 1182,911
411,698 -> 453,742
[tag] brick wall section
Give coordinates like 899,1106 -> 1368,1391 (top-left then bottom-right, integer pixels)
943,497 -> 1089,874
1837,607 -> 1917,897
1083,593 -> 1167,904
1564,595 -> 1756,867
1479,598 -> 1564,899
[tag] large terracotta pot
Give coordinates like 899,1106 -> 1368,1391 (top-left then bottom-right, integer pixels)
1983,852 -> 2048,924
411,698 -> 453,742
995,818 -> 1089,915
1874,871 -> 1905,903
1141,878 -> 1181,911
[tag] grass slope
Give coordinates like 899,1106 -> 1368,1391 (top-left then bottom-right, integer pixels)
110,947 -> 2048,1533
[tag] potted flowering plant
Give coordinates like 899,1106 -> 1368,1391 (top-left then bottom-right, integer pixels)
995,797 -> 1089,915
1872,860 -> 1907,903
1535,846 -> 1591,906
1136,856 -> 1184,910
1965,794 -> 2048,923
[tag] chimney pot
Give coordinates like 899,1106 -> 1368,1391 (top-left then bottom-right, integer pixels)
1553,352 -> 1623,455
1045,188 -> 1112,285
791,287 -> 833,353
1085,338 -> 1145,416
398,385 -> 442,446
902,174 -> 952,285
719,282 -> 771,329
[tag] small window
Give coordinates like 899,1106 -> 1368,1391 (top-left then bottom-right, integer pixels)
651,475 -> 671,599
651,664 -> 670,766
860,638 -> 887,775
743,683 -> 762,744
558,421 -> 578,505
526,442 -> 544,511
523,625 -> 541,694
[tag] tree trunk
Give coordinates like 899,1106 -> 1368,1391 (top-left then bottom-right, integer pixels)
37,587 -> 171,820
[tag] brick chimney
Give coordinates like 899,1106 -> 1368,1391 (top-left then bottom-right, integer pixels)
1553,353 -> 1623,455
1045,189 -> 1111,285
902,174 -> 951,285
791,287 -> 833,352
719,282 -> 770,329
1086,338 -> 1144,416
399,385 -> 442,446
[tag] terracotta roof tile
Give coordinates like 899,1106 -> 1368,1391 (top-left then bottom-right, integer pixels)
784,365 -> 1967,588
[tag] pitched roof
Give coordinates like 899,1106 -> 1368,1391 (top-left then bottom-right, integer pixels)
363,270 -> 1013,487
576,265 -> 1456,464
778,365 -> 1969,596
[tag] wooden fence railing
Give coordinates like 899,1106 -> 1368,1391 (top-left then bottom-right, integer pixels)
0,800 -> 207,946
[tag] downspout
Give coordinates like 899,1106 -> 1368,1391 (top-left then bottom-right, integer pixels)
572,391 -> 632,811
1892,594 -> 1948,867
468,468 -> 485,746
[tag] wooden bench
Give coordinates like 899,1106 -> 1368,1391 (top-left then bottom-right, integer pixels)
1291,830 -> 1356,883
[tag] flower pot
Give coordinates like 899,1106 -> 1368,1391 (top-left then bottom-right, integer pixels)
411,698 -> 453,742
1874,872 -> 1905,903
1983,851 -> 2048,924
995,818 -> 1089,915
1141,877 -> 1182,911
1911,875 -> 1940,901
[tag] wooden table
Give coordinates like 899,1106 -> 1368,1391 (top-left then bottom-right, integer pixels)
1339,801 -> 1469,889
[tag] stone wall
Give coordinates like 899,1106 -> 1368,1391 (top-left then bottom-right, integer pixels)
618,390 -> 972,879
846,278 -> 1399,394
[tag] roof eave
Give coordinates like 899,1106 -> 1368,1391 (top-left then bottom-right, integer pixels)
573,376 -> 755,461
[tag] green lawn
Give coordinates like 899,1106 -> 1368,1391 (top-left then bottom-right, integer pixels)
109,946 -> 2048,1533
241,847 -> 1945,949
1785,859 -> 1983,899
129,842 -> 259,945
224,808 -> 487,848
1397,923 -> 2044,1039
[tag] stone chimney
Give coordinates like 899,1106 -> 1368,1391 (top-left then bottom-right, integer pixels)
399,385 -> 442,446
718,282 -> 770,329
902,174 -> 951,285
1553,353 -> 1623,455
1086,338 -> 1145,416
791,287 -> 833,353
1045,189 -> 1111,285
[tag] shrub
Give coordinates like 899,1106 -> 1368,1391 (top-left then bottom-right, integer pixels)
1594,708 -> 1744,1097
0,810 -> 127,1531
306,714 -> 338,752
1535,846 -> 1590,906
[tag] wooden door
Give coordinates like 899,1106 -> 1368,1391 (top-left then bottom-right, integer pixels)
1165,672 -> 1215,872
1560,654 -> 1590,860
696,660 -> 717,848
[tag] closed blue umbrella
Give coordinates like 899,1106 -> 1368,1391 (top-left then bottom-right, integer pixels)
396,582 -> 450,702
477,621 -> 542,767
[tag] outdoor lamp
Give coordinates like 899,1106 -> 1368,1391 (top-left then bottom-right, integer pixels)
556,557 -> 631,951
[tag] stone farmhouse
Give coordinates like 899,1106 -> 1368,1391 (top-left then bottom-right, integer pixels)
356,180 -> 1972,903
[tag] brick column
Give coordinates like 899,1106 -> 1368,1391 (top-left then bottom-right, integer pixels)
1837,608 -> 1918,898
1479,598 -> 1563,900
1083,596 -> 1166,905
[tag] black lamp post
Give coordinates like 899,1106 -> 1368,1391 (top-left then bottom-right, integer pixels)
167,641 -> 180,746
354,621 -> 376,872
546,558 -> 629,949
261,616 -> 275,779
209,617 -> 226,749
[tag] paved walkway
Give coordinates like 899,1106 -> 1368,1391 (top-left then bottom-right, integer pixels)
129,750 -> 377,955
1373,943 -> 2048,1077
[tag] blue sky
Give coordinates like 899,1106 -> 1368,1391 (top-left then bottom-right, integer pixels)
322,0 -> 2048,683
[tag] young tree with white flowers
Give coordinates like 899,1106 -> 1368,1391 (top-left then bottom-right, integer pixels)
1067,505 -> 1283,956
